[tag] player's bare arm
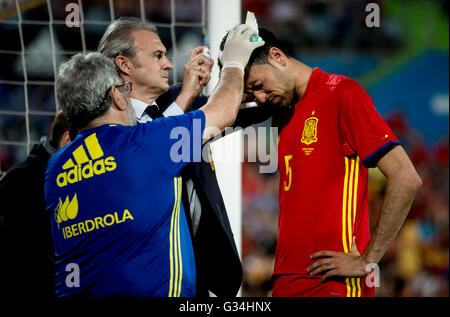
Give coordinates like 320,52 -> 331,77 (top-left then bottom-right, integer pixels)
307,145 -> 422,282
361,145 -> 422,264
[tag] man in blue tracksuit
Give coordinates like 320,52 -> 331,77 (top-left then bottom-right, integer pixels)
97,17 -> 241,296
45,24 -> 264,296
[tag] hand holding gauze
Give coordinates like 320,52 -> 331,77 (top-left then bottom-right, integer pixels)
220,24 -> 265,73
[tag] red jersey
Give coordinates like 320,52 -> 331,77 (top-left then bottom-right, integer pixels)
275,68 -> 399,294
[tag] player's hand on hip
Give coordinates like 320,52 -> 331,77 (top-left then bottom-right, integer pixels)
307,237 -> 369,283
220,24 -> 265,73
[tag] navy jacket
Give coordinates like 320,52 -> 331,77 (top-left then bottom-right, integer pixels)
157,84 -> 242,296
0,140 -> 56,297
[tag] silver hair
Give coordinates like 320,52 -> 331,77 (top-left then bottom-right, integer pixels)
55,52 -> 122,128
98,17 -> 157,70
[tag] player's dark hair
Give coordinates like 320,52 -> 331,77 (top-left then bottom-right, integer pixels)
50,111 -> 70,149
218,27 -> 290,70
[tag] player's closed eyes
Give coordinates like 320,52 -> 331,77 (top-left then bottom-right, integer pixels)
252,83 -> 262,91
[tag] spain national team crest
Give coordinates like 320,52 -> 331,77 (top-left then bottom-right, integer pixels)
301,112 -> 318,145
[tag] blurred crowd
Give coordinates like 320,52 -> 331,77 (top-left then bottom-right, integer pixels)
243,0 -> 403,53
375,112 -> 449,296
240,112 -> 449,297
1,0 -> 448,173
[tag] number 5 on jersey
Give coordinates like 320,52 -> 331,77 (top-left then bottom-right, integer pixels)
284,155 -> 293,191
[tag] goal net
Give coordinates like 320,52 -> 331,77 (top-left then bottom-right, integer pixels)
0,0 -> 209,174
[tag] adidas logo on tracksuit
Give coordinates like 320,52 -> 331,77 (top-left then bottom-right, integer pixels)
56,133 -> 117,187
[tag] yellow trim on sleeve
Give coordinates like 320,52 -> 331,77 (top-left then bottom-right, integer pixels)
347,159 -> 355,249
343,157 -> 362,297
176,177 -> 183,297
168,177 -> 183,297
168,178 -> 177,297
353,156 -> 360,231
342,158 -> 349,253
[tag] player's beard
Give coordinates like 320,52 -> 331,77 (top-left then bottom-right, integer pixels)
265,70 -> 297,109
264,92 -> 294,110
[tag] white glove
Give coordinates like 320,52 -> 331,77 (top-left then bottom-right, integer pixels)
220,24 -> 265,73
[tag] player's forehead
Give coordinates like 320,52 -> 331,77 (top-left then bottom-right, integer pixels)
244,64 -> 272,89
131,29 -> 166,54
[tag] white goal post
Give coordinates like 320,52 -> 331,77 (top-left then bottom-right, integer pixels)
206,0 -> 243,263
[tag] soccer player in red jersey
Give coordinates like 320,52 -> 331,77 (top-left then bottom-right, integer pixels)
221,28 -> 422,297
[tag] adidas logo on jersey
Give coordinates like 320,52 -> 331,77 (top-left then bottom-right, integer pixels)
56,133 -> 117,187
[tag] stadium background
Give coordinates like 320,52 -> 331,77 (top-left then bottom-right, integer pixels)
0,0 -> 448,297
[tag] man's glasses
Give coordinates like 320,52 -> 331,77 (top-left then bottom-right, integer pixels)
116,81 -> 133,94
97,81 -> 133,110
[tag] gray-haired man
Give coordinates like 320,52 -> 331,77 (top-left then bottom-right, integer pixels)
98,17 -> 243,296
98,17 -> 212,122
45,25 -> 263,297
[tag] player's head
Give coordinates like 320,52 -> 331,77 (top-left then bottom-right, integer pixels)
219,27 -> 296,109
50,110 -> 71,150
55,52 -> 135,133
98,17 -> 173,98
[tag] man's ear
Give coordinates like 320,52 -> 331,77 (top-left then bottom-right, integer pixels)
115,55 -> 132,76
110,85 -> 128,111
59,130 -> 71,149
268,47 -> 287,67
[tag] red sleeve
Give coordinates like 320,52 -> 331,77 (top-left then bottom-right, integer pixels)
338,78 -> 400,168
